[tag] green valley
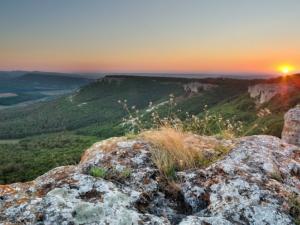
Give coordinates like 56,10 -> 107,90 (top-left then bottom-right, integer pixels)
0,74 -> 299,184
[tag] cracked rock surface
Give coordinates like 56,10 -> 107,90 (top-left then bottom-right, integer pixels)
0,135 -> 299,225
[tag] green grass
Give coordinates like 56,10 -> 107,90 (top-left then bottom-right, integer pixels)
89,166 -> 132,180
89,166 -> 107,178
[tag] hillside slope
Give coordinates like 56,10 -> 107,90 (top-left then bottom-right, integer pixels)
0,76 -> 185,139
16,72 -> 91,89
0,72 -> 90,92
0,76 -> 259,139
206,74 -> 300,137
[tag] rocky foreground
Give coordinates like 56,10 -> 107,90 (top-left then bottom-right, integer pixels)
0,132 -> 299,225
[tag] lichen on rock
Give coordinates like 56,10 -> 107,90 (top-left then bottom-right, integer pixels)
0,133 -> 299,224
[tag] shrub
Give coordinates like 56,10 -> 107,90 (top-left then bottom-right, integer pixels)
119,96 -> 246,138
89,166 -> 107,178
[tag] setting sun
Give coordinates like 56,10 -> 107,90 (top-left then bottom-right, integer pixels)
278,65 -> 294,75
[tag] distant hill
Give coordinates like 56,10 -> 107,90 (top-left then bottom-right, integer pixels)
266,73 -> 300,87
105,72 -> 276,80
0,71 -> 27,79
16,72 -> 91,89
0,72 -> 92,107
0,72 -> 91,91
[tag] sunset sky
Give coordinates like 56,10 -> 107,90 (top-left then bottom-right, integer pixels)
1,0 -> 300,74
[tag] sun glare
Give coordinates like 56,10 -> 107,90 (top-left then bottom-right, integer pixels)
278,65 -> 294,76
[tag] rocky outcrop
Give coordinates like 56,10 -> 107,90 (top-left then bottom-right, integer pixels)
248,84 -> 294,105
101,76 -> 125,85
0,135 -> 299,224
282,105 -> 300,146
183,82 -> 217,94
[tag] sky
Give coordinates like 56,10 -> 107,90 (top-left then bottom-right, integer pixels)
0,0 -> 300,75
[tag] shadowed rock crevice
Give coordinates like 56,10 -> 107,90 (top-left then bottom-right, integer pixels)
134,179 -> 199,224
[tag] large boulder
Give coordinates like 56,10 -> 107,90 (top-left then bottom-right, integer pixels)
282,105 -> 300,146
0,135 -> 299,225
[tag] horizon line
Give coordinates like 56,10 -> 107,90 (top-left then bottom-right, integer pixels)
0,69 -> 281,76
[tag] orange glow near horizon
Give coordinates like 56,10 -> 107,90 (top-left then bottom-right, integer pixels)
1,1 -> 300,75
0,38 -> 299,74
277,64 -> 295,76
0,54 -> 299,75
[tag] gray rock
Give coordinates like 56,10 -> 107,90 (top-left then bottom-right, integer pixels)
248,84 -> 294,105
183,82 -> 217,95
0,135 -> 299,224
282,105 -> 300,146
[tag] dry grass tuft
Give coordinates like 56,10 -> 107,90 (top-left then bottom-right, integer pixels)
141,128 -> 198,176
141,127 -> 231,179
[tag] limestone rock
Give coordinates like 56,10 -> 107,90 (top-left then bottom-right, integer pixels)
282,105 -> 300,146
248,84 -> 294,105
0,135 -> 299,224
183,82 -> 217,94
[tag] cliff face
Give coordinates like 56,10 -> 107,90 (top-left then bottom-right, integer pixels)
248,84 -> 295,105
282,105 -> 300,146
183,82 -> 217,94
1,134 -> 299,224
